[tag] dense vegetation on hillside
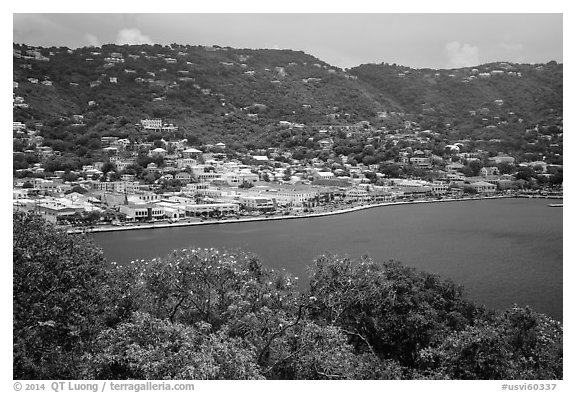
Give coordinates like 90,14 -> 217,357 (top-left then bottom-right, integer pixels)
350,62 -> 562,122
13,43 -> 562,150
14,212 -> 563,380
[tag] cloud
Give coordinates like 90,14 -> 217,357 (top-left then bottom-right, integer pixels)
116,28 -> 153,45
85,33 -> 101,47
444,41 -> 480,68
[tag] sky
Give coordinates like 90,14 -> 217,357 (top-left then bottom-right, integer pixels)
12,11 -> 563,70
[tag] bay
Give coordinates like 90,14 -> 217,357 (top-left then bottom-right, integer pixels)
91,198 -> 563,320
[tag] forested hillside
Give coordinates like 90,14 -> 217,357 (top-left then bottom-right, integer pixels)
13,43 -> 562,149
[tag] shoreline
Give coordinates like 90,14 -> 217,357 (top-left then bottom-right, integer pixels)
67,194 -> 560,234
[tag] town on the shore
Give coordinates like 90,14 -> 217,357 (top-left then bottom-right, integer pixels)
12,45 -> 563,232
13,113 -> 563,233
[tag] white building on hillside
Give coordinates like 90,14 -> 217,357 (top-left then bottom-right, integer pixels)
141,119 -> 163,130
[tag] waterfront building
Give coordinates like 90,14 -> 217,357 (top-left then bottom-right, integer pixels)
264,189 -> 319,207
396,186 -> 432,199
15,197 -> 91,223
345,187 -> 370,202
469,181 -> 497,194
119,203 -> 164,221
239,196 -> 275,212
429,182 -> 449,195
394,179 -> 429,188
185,203 -> 239,217
155,201 -> 187,219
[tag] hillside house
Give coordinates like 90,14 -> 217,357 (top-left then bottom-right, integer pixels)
182,148 -> 203,159
221,172 -> 259,187
409,157 -> 432,168
446,163 -> 465,172
175,172 -> 192,184
13,122 -> 26,132
141,119 -> 163,131
146,163 -> 160,172
488,155 -> 515,165
318,139 -> 334,150
252,155 -> 269,164
313,171 -> 335,181
149,147 -> 167,157
480,167 -> 500,177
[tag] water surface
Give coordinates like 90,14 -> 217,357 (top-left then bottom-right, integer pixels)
91,198 -> 563,320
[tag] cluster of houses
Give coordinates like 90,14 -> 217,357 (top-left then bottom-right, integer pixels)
13,45 -> 562,225
12,44 -> 355,111
394,62 -> 524,84
13,164 -> 510,225
14,115 -> 541,224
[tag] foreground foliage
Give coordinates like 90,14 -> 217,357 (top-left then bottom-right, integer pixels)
13,212 -> 563,380
13,212 -> 108,378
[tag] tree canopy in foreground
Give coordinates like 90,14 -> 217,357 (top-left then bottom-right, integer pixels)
13,212 -> 562,380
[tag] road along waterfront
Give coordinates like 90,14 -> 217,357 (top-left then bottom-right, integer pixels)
71,195 -> 519,234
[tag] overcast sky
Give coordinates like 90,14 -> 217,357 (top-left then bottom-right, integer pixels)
12,12 -> 563,70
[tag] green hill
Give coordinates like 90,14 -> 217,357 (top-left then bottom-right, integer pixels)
13,43 -> 562,150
